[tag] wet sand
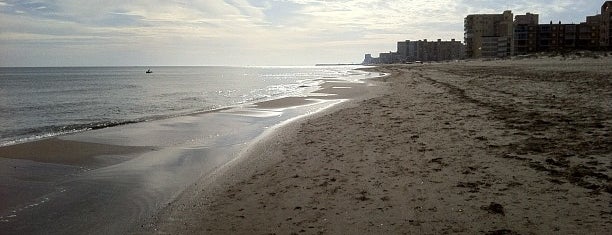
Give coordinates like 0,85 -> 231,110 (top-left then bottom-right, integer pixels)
143,58 -> 611,234
0,139 -> 153,214
0,138 -> 153,167
253,79 -> 380,109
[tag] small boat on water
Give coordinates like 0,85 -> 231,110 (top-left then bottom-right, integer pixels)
145,69 -> 153,74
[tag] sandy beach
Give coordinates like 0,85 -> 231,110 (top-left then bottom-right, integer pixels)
142,57 -> 611,234
0,70 -> 385,234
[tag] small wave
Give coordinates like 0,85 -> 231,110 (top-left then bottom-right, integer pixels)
0,120 -> 143,147
1,66 -> 373,147
0,131 -> 80,147
0,106 -> 232,147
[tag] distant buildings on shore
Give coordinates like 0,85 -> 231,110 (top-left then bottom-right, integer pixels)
363,39 -> 465,64
467,1 -> 612,59
464,10 -> 514,58
363,1 -> 612,64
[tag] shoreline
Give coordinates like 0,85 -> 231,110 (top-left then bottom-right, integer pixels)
0,65 -> 378,148
142,57 -> 611,234
137,72 -> 390,232
0,68 -> 386,234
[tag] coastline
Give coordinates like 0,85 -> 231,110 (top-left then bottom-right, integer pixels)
142,57 -> 611,234
0,67 -> 386,234
137,72 -> 390,233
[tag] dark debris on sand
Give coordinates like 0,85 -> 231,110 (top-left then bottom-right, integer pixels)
481,202 -> 505,216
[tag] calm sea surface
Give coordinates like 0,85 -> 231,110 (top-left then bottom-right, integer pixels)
0,66 -> 368,146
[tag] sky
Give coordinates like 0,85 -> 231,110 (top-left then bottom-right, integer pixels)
0,0 -> 606,66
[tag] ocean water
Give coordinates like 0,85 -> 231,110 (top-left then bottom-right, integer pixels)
0,66 -> 369,146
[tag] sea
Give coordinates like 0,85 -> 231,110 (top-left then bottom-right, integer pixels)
0,66 -> 369,147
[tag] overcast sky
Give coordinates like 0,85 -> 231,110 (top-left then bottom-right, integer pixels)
0,0 -> 606,66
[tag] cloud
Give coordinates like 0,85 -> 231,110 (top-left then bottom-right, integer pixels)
0,0 -> 607,66
458,0 -> 603,23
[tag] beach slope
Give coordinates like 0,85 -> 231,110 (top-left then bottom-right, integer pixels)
143,58 -> 611,234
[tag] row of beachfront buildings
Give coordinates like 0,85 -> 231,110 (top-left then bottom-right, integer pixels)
363,39 -> 464,64
363,1 -> 612,64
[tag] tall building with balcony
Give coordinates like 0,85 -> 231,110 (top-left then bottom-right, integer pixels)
514,13 -> 539,55
578,15 -> 602,50
397,40 -> 427,62
601,1 -> 612,49
464,10 -> 514,58
364,1 -> 612,65
538,21 -> 580,51
364,39 -> 464,64
378,52 -> 399,64
397,39 -> 464,62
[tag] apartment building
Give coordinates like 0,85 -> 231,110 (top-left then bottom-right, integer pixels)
464,10 -> 514,58
397,40 -> 434,62
378,52 -> 399,64
464,1 -> 612,58
363,39 -> 464,64
535,14 -> 602,52
362,54 -> 378,64
578,15 -> 602,50
514,13 -> 539,55
600,1 -> 612,49
435,39 -> 465,61
365,1 -> 612,63
538,22 -> 579,51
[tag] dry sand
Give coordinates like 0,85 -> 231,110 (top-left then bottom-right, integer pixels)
141,58 -> 611,234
